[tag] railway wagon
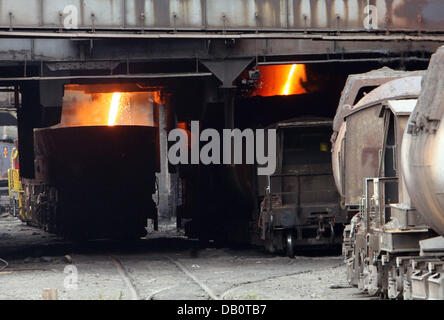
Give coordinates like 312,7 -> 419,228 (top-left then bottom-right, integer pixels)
178,117 -> 349,255
7,84 -> 162,240
17,125 -> 159,240
0,140 -> 15,211
0,112 -> 18,211
334,45 -> 444,299
258,118 -> 347,257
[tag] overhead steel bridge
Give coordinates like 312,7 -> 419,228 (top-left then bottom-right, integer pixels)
0,0 -> 441,65
0,0 -> 443,33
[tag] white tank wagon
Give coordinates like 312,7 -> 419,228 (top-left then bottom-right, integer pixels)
398,47 -> 444,300
402,48 -> 444,238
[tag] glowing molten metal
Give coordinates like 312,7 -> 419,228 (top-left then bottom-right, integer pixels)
253,64 -> 307,97
108,92 -> 122,126
282,64 -> 298,95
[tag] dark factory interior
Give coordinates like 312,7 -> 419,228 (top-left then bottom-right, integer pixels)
6,57 -> 432,245
0,0 -> 443,302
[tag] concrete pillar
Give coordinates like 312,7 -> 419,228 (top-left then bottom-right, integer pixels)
223,88 -> 235,130
223,88 -> 236,166
17,83 -> 38,179
156,102 -> 171,221
155,97 -> 178,223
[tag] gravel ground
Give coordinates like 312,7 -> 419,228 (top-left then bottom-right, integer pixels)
0,214 -> 368,300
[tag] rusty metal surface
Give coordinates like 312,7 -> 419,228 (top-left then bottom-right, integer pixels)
332,73 -> 422,199
34,125 -> 159,183
262,118 -> 347,250
333,68 -> 422,133
1,30 -> 444,40
343,75 -> 423,122
341,76 -> 422,207
402,45 -> 444,236
0,36 -> 439,70
0,0 -> 443,32
0,72 -> 213,82
344,106 -> 384,207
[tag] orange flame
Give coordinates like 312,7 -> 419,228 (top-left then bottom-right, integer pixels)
253,64 -> 307,97
108,92 -> 122,126
57,88 -> 156,128
282,64 -> 298,96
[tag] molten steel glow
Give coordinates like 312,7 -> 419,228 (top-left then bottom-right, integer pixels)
57,85 -> 157,128
108,92 -> 122,126
282,64 -> 297,96
252,64 -> 307,97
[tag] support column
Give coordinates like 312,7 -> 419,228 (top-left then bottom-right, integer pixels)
18,80 -> 64,179
223,88 -> 235,130
156,100 -> 171,221
201,58 -> 254,130
18,83 -> 38,179
155,93 -> 178,224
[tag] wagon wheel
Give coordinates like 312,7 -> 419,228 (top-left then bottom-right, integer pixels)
286,232 -> 295,258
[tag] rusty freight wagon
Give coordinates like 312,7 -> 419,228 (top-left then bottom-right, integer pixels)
334,46 -> 444,299
258,118 -> 347,257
